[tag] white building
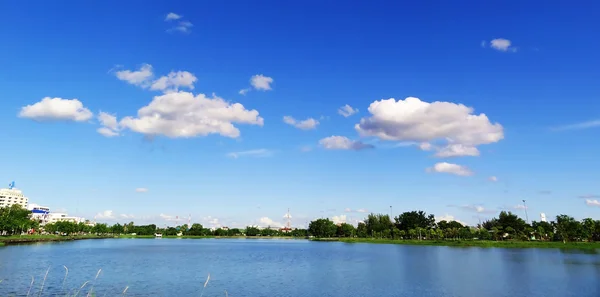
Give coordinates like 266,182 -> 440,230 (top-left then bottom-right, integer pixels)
540,213 -> 547,222
0,183 -> 29,208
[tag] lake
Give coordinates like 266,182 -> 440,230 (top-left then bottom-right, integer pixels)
0,238 -> 599,296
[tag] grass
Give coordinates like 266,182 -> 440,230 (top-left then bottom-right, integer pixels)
0,234 -> 111,246
312,237 -> 600,250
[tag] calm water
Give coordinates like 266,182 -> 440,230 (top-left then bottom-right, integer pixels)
0,238 -> 599,296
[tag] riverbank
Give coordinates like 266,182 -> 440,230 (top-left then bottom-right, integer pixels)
312,238 -> 600,249
118,234 -> 303,240
0,234 -> 112,246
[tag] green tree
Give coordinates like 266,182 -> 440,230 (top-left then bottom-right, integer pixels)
337,223 -> 355,237
308,219 -> 337,238
245,226 -> 260,236
394,211 -> 435,231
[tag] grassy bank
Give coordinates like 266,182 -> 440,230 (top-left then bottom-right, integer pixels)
0,234 -> 111,246
118,234 -> 302,240
312,238 -> 600,249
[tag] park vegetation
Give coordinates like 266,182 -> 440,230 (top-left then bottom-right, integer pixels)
308,210 -> 600,245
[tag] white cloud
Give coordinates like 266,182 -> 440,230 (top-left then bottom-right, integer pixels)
135,188 -> 148,193
169,21 -> 193,34
19,97 -> 93,122
585,199 -> 600,207
435,214 -> 466,226
426,162 -> 473,176
489,38 -> 517,52
283,116 -> 319,130
150,71 -> 197,92
226,149 -> 272,159
97,112 -> 120,137
165,12 -> 182,21
419,142 -> 433,151
115,64 -> 154,87
319,136 -> 374,151
119,91 -> 263,138
203,216 -> 221,228
552,120 -> 600,131
300,146 -> 312,152
250,74 -> 273,91
344,208 -> 352,212
488,176 -> 498,182
258,217 -> 281,227
95,210 -> 115,220
239,88 -> 251,95
331,215 -> 347,225
453,204 -> 496,214
357,208 -> 368,213
338,104 -> 358,117
355,97 -> 503,157
120,214 -> 135,219
434,144 -> 480,157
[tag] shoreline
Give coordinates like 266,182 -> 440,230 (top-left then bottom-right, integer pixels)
0,235 -> 112,246
311,238 -> 600,249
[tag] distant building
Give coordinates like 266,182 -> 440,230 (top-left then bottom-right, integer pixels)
540,213 -> 547,222
0,185 -> 29,208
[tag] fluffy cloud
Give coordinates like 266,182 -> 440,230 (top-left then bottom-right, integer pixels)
319,136 -> 373,151
250,74 -> 274,91
115,64 -> 196,92
435,214 -> 466,226
168,21 -> 193,34
135,188 -> 148,193
489,38 -> 517,52
283,116 -> 319,130
95,210 -> 115,220
258,217 -> 281,227
585,199 -> 600,207
203,216 -> 221,228
434,144 -> 480,157
331,215 -> 347,225
488,176 -> 498,182
226,149 -> 272,159
426,162 -> 473,176
355,97 -> 503,157
165,12 -> 182,21
19,97 -> 93,122
115,64 -> 154,87
239,74 -> 274,95
97,112 -> 120,137
119,91 -> 263,138
338,104 -> 358,117
150,71 -> 197,91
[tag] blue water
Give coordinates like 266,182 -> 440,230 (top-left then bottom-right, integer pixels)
0,238 -> 599,296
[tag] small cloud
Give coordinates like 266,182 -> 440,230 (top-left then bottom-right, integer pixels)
488,38 -> 518,52
97,111 -> 120,137
150,71 -> 197,92
19,97 -> 93,122
239,88 -> 250,95
95,210 -> 115,220
283,116 -> 319,130
513,204 -> 528,210
115,64 -> 154,87
357,208 -> 368,213
226,149 -> 272,159
435,214 -> 466,226
331,215 -> 347,225
551,120 -> 600,131
488,176 -> 498,182
120,214 -> 135,219
418,142 -> 432,151
165,12 -> 182,21
300,146 -> 312,152
250,74 -> 274,91
337,104 -> 358,117
426,162 -> 473,176
344,208 -> 352,213
319,136 -> 374,151
135,188 -> 149,193
258,217 -> 281,227
450,204 -> 496,214
585,199 -> 600,207
434,144 -> 480,158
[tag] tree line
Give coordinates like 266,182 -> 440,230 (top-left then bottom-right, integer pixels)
308,210 -> 600,243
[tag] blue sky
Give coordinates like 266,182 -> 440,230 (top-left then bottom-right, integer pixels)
1,1 -> 599,228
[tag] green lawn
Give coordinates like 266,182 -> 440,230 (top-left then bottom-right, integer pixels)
312,238 -> 600,249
